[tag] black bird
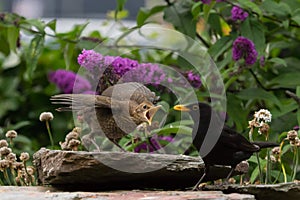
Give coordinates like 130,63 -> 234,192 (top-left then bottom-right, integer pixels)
174,102 -> 278,190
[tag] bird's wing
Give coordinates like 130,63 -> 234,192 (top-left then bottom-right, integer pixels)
220,126 -> 260,152
50,94 -> 120,111
102,82 -> 158,103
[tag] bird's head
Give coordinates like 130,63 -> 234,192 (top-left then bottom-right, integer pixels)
131,101 -> 161,125
173,102 -> 215,125
173,102 -> 204,122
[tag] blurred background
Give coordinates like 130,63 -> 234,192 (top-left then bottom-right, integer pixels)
1,0 -> 145,19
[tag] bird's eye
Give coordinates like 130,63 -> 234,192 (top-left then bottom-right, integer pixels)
192,105 -> 199,110
143,104 -> 148,109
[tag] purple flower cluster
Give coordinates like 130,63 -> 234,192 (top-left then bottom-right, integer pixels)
121,63 -> 166,86
134,135 -> 174,153
186,71 -> 202,88
76,49 -> 202,90
111,57 -> 139,76
77,49 -> 103,72
232,36 -> 258,65
48,69 -> 92,94
231,6 -> 248,21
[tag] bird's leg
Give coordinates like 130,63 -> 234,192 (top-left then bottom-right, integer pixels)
192,165 -> 209,191
81,133 -> 101,152
111,139 -> 126,152
224,166 -> 235,183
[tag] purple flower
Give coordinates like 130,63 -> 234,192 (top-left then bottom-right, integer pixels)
121,63 -> 166,86
231,6 -> 248,21
48,69 -> 92,93
186,71 -> 202,88
232,36 -> 258,65
111,57 -> 139,76
77,49 -> 103,71
293,126 -> 299,131
201,0 -> 211,4
134,135 -> 174,153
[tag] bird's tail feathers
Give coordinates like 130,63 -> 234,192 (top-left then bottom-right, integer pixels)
252,141 -> 278,149
50,94 -> 98,112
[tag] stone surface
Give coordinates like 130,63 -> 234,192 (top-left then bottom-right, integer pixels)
33,148 -> 243,190
202,182 -> 300,200
0,186 -> 255,200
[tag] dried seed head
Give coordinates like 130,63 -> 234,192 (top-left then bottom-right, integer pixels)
235,160 -> 249,173
65,131 -> 79,141
269,155 -> 277,163
287,130 -> 298,141
258,123 -> 270,135
0,139 -> 8,148
0,160 -> 10,171
5,130 -> 17,139
290,137 -> 299,146
68,139 -> 81,151
72,127 -> 82,134
248,119 -> 260,128
228,177 -> 236,184
0,147 -> 12,156
59,141 -> 70,150
13,162 -> 24,170
19,152 -> 30,161
6,152 -> 17,162
26,166 -> 35,175
272,146 -> 280,155
39,112 -> 54,121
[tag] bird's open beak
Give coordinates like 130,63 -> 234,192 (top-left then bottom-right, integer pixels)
173,105 -> 190,112
144,105 -> 162,125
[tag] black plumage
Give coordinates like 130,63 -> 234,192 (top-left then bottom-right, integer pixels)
174,102 -> 278,190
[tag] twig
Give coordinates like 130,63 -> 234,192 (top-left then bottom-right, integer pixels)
285,90 -> 300,107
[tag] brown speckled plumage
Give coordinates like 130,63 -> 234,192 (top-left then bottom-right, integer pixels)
51,82 -> 160,151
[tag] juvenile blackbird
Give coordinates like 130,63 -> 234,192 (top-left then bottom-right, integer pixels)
174,102 -> 278,190
51,82 -> 161,151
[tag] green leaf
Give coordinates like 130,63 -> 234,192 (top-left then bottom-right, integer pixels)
22,18 -> 46,33
241,18 -> 266,54
64,43 -> 75,70
226,93 -> 248,131
191,1 -> 201,19
46,19 -> 56,32
261,0 -> 292,18
268,57 -> 287,67
6,121 -> 31,131
137,5 -> 166,27
153,125 -> 192,136
268,73 -> 300,89
115,0 -> 128,20
237,0 -> 262,17
203,2 -> 215,22
0,28 -> 10,56
208,36 -> 232,60
291,8 -> 300,25
24,35 -> 45,81
6,26 -> 19,53
208,13 -> 222,36
250,165 -> 260,183
117,0 -> 127,11
163,1 -> 196,38
237,88 -> 281,106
